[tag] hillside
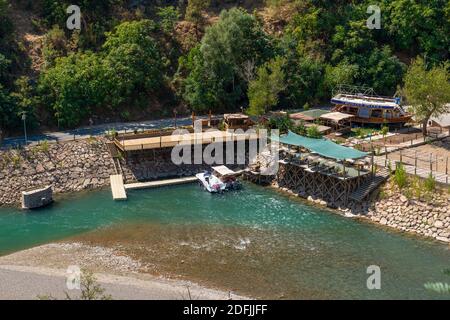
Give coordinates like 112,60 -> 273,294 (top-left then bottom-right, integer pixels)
0,0 -> 449,136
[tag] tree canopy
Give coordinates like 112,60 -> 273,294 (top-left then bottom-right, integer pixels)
402,58 -> 450,135
0,0 -> 449,134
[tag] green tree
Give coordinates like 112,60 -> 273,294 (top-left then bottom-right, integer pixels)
402,58 -> 450,136
11,76 -> 37,127
157,6 -> 181,34
0,84 -> 19,134
185,0 -> 210,24
181,8 -> 273,112
38,52 -> 104,128
248,57 -> 285,116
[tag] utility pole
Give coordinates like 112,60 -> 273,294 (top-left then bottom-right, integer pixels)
21,111 -> 28,145
173,108 -> 177,128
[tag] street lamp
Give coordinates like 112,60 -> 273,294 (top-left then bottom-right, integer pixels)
173,108 -> 178,128
21,111 -> 28,145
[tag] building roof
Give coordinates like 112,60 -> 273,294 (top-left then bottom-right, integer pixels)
320,112 -> 355,123
430,111 -> 450,127
271,131 -> 367,160
290,109 -> 330,121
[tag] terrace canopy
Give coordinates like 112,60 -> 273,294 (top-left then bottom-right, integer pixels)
271,131 -> 367,160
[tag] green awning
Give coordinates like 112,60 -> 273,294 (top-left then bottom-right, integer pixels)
271,131 -> 367,160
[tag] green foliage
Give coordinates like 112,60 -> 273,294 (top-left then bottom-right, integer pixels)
157,6 -> 181,34
0,84 -> 20,133
39,20 -> 164,128
267,114 -> 293,134
394,163 -> 408,189
39,52 -> 104,128
381,0 -> 450,63
38,140 -> 50,153
180,8 -> 273,112
402,58 -> 450,135
294,120 -> 307,136
248,57 -> 285,116
306,124 -> 322,139
185,0 -> 210,24
424,173 -> 436,192
42,25 -> 68,68
38,269 -> 113,300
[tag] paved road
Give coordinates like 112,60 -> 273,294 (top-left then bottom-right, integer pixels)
2,116 -> 202,148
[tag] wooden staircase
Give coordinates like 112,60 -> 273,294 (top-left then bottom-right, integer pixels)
349,168 -> 390,202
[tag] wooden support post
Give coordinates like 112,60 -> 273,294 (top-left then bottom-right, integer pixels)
385,146 -> 388,167
446,157 -> 448,175
400,150 -> 402,163
436,154 -> 438,172
430,153 -> 433,172
414,151 -> 417,175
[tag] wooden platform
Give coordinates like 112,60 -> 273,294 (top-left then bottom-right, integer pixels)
110,174 -> 127,200
115,130 -> 259,152
124,176 -> 197,190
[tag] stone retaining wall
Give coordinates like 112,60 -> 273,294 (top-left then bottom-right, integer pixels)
0,138 -> 116,205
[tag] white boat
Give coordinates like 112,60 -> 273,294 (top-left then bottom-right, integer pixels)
196,166 -> 242,193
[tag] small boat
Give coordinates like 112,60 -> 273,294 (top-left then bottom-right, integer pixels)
196,166 -> 242,193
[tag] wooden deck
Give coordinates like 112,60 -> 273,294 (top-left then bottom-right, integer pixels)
110,174 -> 127,200
124,177 -> 197,190
115,130 -> 259,152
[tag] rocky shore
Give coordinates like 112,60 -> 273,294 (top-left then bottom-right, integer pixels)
351,182 -> 450,243
274,179 -> 450,244
0,243 -> 246,300
0,138 -> 115,205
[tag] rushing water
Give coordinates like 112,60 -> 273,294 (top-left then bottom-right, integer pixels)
0,183 -> 449,299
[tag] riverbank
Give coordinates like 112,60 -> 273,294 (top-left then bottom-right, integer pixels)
273,178 -> 450,244
0,242 -> 246,300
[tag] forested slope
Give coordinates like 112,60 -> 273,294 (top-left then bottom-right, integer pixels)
0,0 -> 449,135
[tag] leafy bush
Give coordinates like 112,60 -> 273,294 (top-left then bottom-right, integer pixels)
39,20 -> 164,128
157,6 -> 181,33
394,163 -> 408,189
306,125 -> 322,139
424,173 -> 436,192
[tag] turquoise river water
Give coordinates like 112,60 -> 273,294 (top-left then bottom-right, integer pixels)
0,183 -> 449,299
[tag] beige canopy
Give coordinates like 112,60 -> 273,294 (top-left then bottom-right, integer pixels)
212,165 -> 236,177
320,112 -> 354,124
